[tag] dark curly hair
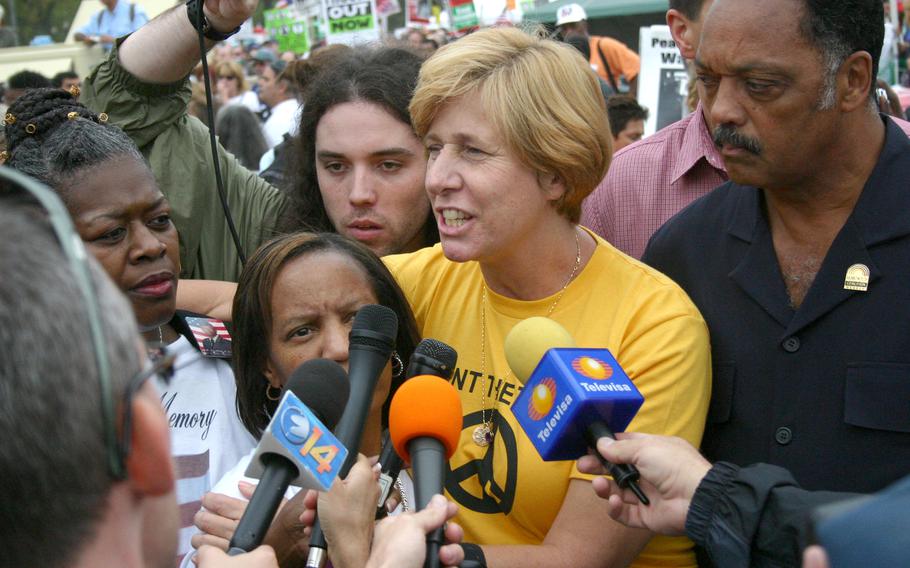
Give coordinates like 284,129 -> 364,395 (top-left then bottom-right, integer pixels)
7,70 -> 51,90
4,88 -> 146,198
280,47 -> 438,247
232,231 -> 421,439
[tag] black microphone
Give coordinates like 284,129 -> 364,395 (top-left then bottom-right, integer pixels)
406,338 -> 458,380
306,304 -> 398,568
228,359 -> 350,555
376,339 -> 459,518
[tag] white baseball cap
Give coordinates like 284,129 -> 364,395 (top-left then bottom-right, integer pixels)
556,3 -> 587,26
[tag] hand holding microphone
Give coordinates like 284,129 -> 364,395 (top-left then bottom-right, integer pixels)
506,317 -> 649,505
228,359 -> 351,555
310,454 -> 382,568
367,495 -> 465,568
577,433 -> 711,535
389,375 -> 463,568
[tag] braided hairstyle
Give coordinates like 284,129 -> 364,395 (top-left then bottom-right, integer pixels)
4,88 -> 146,197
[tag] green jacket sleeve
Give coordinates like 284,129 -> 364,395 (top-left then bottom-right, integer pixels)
81,39 -> 290,282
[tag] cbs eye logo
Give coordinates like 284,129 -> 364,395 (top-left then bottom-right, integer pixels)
280,406 -> 339,474
528,377 -> 557,421
572,356 -> 613,380
280,406 -> 311,444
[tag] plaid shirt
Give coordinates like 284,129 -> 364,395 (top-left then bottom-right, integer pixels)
582,104 -> 727,259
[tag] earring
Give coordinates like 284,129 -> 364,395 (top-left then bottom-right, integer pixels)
265,383 -> 282,401
391,351 -> 404,378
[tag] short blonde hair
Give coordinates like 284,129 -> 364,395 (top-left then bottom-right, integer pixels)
216,60 -> 249,93
409,26 -> 611,222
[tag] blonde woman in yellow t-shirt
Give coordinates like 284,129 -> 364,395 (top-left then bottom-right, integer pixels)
384,26 -> 712,568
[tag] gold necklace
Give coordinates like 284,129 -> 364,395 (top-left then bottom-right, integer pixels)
146,326 -> 164,353
473,228 -> 582,447
394,477 -> 409,512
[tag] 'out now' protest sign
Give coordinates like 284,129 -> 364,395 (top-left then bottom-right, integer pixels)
323,0 -> 380,45
637,25 -> 689,137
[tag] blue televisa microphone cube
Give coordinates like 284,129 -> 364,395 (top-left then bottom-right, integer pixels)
512,348 -> 644,461
245,389 -> 349,491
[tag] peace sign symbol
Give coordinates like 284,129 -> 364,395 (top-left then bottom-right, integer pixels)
446,410 -> 519,514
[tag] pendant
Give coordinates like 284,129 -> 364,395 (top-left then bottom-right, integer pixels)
472,424 -> 492,447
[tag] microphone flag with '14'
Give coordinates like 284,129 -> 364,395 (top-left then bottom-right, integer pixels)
229,359 -> 350,555
243,364 -> 350,491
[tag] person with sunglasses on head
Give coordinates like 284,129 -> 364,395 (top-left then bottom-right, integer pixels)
3,87 -> 256,565
215,60 -> 261,113
0,193 -> 277,568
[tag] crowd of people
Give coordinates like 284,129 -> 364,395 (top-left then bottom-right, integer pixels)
1,0 -> 910,567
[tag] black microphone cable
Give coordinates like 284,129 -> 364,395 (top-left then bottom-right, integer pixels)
189,0 -> 246,265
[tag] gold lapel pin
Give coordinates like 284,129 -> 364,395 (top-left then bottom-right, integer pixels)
843,264 -> 870,292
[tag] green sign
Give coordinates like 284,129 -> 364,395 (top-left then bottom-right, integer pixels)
329,14 -> 374,32
264,8 -> 310,55
450,1 -> 478,30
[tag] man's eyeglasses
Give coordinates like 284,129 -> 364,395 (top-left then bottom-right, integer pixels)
118,346 -> 176,464
1,166 -> 129,479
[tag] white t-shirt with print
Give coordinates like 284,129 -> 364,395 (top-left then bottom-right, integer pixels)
155,335 -> 256,564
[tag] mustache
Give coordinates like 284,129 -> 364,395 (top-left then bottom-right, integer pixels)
712,124 -> 762,155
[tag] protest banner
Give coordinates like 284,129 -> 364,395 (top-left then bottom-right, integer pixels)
406,0 -> 446,26
637,25 -> 689,136
323,0 -> 381,45
406,0 -> 429,24
449,0 -> 478,31
264,7 -> 310,55
376,0 -> 401,18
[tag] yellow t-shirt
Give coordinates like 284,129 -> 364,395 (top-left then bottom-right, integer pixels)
385,232 -> 711,567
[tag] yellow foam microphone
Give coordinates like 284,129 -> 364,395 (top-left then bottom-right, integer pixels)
504,316 -> 576,383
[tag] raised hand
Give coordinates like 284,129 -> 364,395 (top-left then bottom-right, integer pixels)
202,0 -> 258,31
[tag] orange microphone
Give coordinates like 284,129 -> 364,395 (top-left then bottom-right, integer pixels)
389,375 -> 463,568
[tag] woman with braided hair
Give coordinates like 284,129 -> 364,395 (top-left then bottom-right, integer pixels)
3,87 -> 256,564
